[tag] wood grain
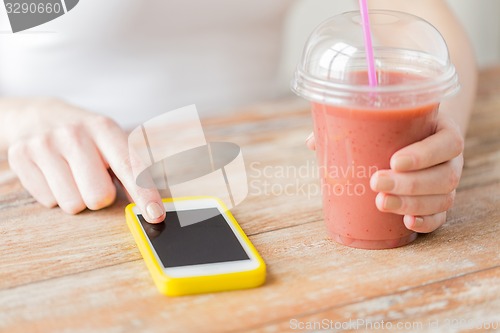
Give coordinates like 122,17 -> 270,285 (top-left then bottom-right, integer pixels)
0,68 -> 499,333
252,267 -> 500,333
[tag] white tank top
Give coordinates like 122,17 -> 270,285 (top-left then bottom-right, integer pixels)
0,0 -> 290,128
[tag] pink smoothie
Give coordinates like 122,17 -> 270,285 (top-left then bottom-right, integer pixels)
311,72 -> 439,249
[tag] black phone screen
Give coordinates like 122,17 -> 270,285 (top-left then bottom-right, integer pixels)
138,208 -> 250,268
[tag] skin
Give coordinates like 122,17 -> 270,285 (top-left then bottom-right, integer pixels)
0,0 -> 476,229
0,98 -> 165,223
306,0 -> 478,233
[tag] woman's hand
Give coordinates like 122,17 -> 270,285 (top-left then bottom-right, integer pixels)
3,98 -> 165,223
369,115 -> 464,232
306,114 -> 464,233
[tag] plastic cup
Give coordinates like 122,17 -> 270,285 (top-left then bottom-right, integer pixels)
291,11 -> 459,249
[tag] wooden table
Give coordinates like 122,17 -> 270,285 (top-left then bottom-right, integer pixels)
1,68 -> 499,333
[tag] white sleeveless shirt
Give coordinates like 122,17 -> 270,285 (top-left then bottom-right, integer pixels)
0,0 -> 290,128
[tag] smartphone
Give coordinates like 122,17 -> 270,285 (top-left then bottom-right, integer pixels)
125,197 -> 266,296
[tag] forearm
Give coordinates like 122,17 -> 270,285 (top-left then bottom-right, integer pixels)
370,0 -> 478,136
435,21 -> 477,137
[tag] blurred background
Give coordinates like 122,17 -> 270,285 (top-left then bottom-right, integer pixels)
283,0 -> 500,75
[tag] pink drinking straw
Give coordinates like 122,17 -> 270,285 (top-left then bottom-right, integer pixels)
358,0 -> 378,87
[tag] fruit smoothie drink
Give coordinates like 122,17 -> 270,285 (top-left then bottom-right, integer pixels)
291,11 -> 458,249
312,72 -> 439,249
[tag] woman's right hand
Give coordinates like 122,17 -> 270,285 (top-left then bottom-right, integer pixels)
2,98 -> 165,223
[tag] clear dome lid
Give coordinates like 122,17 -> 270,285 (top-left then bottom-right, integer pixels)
291,10 -> 459,108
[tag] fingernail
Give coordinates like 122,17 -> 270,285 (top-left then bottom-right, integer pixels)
372,174 -> 395,192
146,202 -> 164,220
306,132 -> 314,143
413,216 -> 424,228
383,195 -> 402,210
391,155 -> 414,171
404,215 -> 423,229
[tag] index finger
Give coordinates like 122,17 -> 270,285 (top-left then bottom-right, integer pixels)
86,116 -> 166,223
391,116 -> 464,172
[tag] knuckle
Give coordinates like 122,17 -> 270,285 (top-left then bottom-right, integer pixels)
405,177 -> 418,194
128,154 -> 145,173
40,197 -> 58,209
451,131 -> 465,156
437,211 -> 447,223
135,186 -> 158,200
409,198 -> 422,214
57,123 -> 84,142
442,191 -> 456,211
86,187 -> 117,211
29,134 -> 52,153
60,201 -> 86,215
54,123 -> 87,152
398,196 -> 411,213
457,154 -> 464,169
7,142 -> 28,166
115,156 -> 131,176
454,154 -> 465,177
93,115 -> 119,131
436,211 -> 448,228
447,168 -> 461,192
421,212 -> 447,234
411,153 -> 422,169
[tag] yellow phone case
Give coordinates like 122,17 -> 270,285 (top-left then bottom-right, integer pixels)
125,197 -> 266,296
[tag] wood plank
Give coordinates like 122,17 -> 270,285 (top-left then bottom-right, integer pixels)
0,153 -> 324,290
0,100 -> 325,289
250,267 -> 500,332
0,68 -> 499,332
0,181 -> 498,333
0,195 -> 142,290
0,115 -> 496,287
